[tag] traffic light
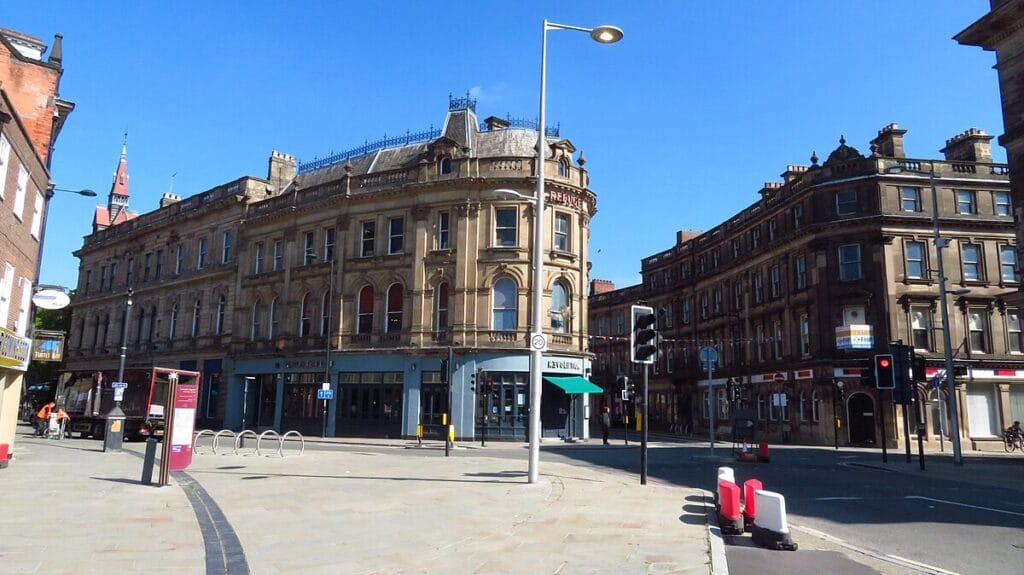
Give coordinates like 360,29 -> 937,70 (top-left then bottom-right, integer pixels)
874,354 -> 896,389
440,359 -> 450,384
631,304 -> 658,364
912,354 -> 927,383
469,369 -> 476,393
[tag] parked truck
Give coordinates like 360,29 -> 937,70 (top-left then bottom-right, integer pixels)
55,367 -> 201,440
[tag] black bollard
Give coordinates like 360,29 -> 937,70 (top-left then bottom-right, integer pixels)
141,437 -> 159,485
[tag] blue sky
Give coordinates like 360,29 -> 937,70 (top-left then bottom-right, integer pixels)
4,1 -> 1004,291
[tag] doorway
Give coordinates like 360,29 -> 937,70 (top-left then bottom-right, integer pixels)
848,392 -> 876,445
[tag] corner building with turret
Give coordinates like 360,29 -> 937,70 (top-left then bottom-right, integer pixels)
67,96 -> 598,440
590,124 -> 1022,452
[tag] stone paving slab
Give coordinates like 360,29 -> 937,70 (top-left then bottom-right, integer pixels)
0,431 -> 204,574
2,429 -> 712,575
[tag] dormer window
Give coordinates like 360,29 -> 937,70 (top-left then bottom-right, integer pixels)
440,158 -> 452,175
557,158 -> 569,178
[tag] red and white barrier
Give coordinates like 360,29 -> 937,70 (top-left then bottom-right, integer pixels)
715,466 -> 735,509
717,480 -> 744,535
751,489 -> 797,551
757,441 -> 771,463
742,479 -> 763,531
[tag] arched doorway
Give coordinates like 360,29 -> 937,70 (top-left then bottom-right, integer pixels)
848,392 -> 877,445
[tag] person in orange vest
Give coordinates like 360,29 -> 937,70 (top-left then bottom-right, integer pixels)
35,402 -> 55,436
54,408 -> 71,438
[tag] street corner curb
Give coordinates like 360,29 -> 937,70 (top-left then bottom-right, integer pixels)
699,487 -> 730,575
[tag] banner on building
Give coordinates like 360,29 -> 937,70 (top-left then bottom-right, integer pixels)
836,324 -> 873,350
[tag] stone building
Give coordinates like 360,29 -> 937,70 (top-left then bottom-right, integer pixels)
590,124 -> 1021,451
66,142 -> 270,431
958,1 -> 1024,313
0,28 -> 72,465
66,96 -> 599,440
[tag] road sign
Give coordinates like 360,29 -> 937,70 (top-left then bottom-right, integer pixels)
699,346 -> 719,364
112,382 -> 128,389
317,389 -> 334,400
772,372 -> 786,384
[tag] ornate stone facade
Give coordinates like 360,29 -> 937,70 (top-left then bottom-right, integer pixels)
590,124 -> 1020,451
67,97 -> 598,440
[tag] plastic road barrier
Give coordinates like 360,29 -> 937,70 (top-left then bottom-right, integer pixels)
751,490 -> 797,551
717,480 -> 744,535
743,479 -> 763,531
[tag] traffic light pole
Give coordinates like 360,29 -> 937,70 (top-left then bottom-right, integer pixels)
880,390 -> 888,463
640,363 -> 648,486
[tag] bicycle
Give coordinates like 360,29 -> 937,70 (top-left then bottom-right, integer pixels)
1004,430 -> 1024,453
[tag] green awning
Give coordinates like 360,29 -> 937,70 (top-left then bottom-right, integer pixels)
544,376 -> 603,394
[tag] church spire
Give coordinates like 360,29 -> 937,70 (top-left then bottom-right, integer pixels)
93,133 -> 138,232
108,132 -> 130,220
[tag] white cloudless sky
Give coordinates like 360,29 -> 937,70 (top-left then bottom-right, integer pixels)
2,1 -> 1004,291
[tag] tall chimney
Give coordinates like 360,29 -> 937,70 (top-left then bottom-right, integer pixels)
870,123 -> 907,158
940,128 -> 993,162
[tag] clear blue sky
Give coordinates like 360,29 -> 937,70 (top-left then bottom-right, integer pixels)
4,1 -> 1003,291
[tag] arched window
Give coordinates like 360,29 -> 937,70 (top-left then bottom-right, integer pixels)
299,291 -> 312,336
492,278 -> 517,331
215,295 -> 226,335
799,392 -> 809,422
550,281 -> 569,333
191,300 -> 201,337
269,297 -> 279,339
320,291 -> 331,336
149,306 -> 157,342
386,284 -> 403,332
757,394 -> 766,420
557,158 -> 569,177
357,286 -> 374,334
168,304 -> 178,339
811,390 -> 820,422
435,282 -> 449,331
250,298 -> 262,341
439,157 -> 452,175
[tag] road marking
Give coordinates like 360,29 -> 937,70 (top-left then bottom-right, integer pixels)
793,524 -> 959,575
887,554 -> 960,575
813,496 -> 864,501
905,496 -> 1024,518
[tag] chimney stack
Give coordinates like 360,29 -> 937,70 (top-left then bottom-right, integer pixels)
268,150 -> 297,194
870,123 -> 907,158
159,192 -> 181,208
940,128 -> 993,162
590,279 -> 615,296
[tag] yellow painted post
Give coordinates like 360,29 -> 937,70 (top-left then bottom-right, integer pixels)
417,424 -> 423,446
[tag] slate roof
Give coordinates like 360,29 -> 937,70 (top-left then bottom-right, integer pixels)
293,105 -> 556,190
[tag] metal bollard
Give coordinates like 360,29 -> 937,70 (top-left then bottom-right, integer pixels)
916,423 -> 926,471
141,437 -> 159,485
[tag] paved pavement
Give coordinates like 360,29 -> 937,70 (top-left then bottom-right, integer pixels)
0,425 -> 714,575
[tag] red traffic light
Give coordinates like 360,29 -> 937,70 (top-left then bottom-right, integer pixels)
878,358 -> 890,368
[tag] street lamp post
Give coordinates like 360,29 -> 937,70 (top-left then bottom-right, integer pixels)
886,162 -> 964,466
527,19 -> 622,485
104,287 -> 133,452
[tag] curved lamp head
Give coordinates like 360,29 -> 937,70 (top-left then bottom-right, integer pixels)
590,25 -> 624,44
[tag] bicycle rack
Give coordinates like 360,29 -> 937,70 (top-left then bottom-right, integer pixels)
234,430 -> 259,456
212,430 -> 237,454
280,430 -> 305,457
192,429 -> 215,454
191,429 -> 305,457
256,430 -> 280,456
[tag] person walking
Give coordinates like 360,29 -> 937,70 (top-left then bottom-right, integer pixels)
600,406 -> 612,445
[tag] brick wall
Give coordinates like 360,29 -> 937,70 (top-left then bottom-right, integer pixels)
0,38 -> 61,166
